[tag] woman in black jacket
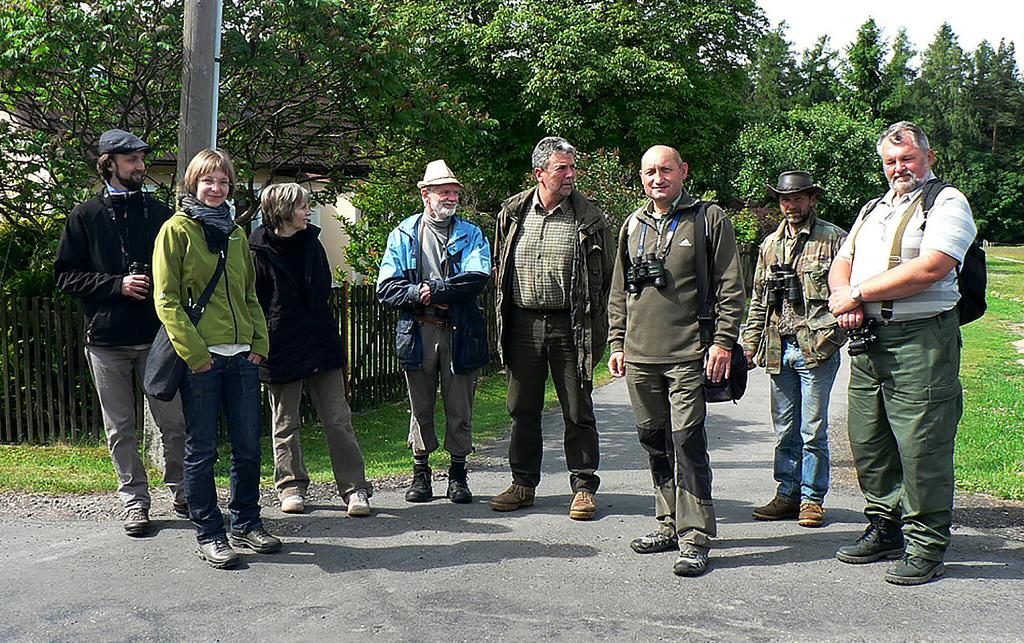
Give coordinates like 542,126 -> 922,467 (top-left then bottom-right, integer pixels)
250,183 -> 372,517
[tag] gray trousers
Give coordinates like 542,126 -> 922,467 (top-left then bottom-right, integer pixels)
404,322 -> 478,458
625,359 -> 716,549
85,345 -> 186,510
267,368 -> 371,500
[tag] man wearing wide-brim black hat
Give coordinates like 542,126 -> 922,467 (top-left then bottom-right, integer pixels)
741,170 -> 848,529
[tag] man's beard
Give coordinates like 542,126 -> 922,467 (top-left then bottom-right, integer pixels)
115,168 -> 145,192
785,205 -> 814,227
889,172 -> 924,194
433,203 -> 457,219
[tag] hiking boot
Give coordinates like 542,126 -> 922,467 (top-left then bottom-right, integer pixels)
569,491 -> 597,521
446,463 -> 473,504
123,507 -> 150,537
228,526 -> 282,554
405,464 -> 433,503
489,483 -> 535,512
347,489 -> 371,517
836,517 -> 904,564
673,544 -> 710,577
280,494 -> 305,514
197,538 -> 239,569
172,499 -> 190,519
630,526 -> 678,554
884,554 -> 945,586
752,494 -> 800,521
798,502 -> 825,528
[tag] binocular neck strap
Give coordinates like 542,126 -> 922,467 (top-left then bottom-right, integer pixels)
635,210 -> 683,262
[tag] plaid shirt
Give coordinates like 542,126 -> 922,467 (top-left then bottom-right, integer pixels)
509,194 -> 576,310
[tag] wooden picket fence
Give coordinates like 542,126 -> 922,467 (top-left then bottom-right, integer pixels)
0,284 -> 501,445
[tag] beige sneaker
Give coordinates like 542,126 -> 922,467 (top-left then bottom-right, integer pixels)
569,491 -> 597,521
280,494 -> 305,514
798,502 -> 825,528
489,483 -> 535,512
347,489 -> 371,517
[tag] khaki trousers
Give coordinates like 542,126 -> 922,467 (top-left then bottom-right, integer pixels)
85,345 -> 186,509
267,368 -> 371,500
625,359 -> 716,549
404,322 -> 478,458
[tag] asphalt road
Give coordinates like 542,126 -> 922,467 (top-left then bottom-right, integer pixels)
2,362 -> 1023,641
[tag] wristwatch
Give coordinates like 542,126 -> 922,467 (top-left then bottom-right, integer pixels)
850,285 -> 863,302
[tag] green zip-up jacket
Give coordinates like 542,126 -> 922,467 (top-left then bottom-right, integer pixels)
608,190 -> 745,363
741,213 -> 848,374
152,212 -> 269,371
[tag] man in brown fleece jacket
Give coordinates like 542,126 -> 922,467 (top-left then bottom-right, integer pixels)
608,145 -> 745,577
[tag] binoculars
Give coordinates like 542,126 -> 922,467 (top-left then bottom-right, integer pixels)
767,265 -> 801,309
626,253 -> 667,293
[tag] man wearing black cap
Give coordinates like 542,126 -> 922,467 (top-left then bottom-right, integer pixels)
54,129 -> 186,536
742,171 -> 847,528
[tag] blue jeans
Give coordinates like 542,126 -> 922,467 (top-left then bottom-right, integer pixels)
181,353 -> 264,543
768,341 -> 840,505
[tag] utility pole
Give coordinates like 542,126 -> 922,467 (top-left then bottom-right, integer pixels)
176,0 -> 223,188
149,0 -> 222,473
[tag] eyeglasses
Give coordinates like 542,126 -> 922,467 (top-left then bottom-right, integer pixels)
199,177 -> 232,189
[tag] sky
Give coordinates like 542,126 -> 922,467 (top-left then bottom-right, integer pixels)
758,0 -> 1024,66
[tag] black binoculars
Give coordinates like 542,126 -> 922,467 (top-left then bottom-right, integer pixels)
767,265 -> 801,309
128,262 -> 151,277
848,318 -> 878,356
626,253 -> 667,293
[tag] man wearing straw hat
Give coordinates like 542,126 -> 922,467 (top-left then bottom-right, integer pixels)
743,171 -> 847,529
377,160 -> 492,504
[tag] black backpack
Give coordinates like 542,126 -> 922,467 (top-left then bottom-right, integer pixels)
857,179 -> 986,325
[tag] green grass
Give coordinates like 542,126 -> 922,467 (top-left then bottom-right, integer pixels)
0,356 -> 613,494
956,252 -> 1024,500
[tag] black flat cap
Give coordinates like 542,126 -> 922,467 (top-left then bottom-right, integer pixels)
767,171 -> 824,198
98,129 -> 152,155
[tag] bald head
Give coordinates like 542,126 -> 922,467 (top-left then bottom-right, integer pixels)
640,146 -> 688,214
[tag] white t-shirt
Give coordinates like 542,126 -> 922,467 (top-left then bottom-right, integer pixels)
837,176 -> 976,322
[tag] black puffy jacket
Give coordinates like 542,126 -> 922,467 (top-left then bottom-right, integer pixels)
249,224 -> 346,384
54,189 -> 172,346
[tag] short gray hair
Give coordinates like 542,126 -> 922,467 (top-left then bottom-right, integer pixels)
876,121 -> 931,157
260,182 -> 310,231
531,136 -> 576,171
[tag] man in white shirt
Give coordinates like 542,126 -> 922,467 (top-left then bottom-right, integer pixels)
828,121 -> 977,586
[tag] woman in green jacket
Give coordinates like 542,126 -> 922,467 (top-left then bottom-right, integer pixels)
153,149 -> 278,569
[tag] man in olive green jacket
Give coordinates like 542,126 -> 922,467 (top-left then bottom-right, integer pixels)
489,136 -> 614,521
608,145 -> 745,577
742,171 -> 847,529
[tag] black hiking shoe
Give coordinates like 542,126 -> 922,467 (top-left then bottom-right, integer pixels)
228,526 -> 282,554
446,463 -> 473,504
405,464 -> 433,503
836,517 -> 905,564
123,507 -> 150,537
197,538 -> 239,569
884,554 -> 945,585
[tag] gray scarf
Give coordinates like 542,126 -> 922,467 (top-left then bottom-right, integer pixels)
179,194 -> 234,251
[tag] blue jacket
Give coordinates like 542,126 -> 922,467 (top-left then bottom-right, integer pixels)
376,213 -> 492,373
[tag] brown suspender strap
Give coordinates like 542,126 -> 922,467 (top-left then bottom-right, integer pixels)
879,191 -> 925,320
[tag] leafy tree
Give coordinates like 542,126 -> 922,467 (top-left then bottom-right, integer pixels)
391,0 -> 767,206
843,18 -> 886,119
794,36 -> 840,107
734,103 -> 882,228
748,23 -> 799,119
879,28 -> 917,123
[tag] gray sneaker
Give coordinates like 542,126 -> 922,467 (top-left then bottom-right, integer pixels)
630,527 -> 678,554
123,507 -> 150,537
673,545 -> 710,577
